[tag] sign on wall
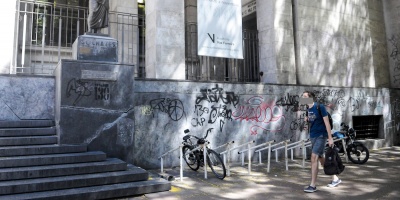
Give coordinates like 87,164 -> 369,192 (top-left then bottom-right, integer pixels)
197,0 -> 243,59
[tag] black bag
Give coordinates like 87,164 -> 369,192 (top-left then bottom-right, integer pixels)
324,146 -> 345,175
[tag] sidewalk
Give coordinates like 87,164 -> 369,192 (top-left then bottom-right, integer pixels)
124,146 -> 400,200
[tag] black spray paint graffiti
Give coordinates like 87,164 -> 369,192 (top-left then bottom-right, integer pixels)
193,84 -> 237,131
66,79 -> 111,105
388,34 -> 400,83
150,98 -> 186,121
276,93 -> 300,112
195,84 -> 239,107
290,112 -> 307,131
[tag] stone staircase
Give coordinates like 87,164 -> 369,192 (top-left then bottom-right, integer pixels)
0,120 -> 170,200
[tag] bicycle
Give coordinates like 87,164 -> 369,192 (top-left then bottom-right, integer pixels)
181,128 -> 227,180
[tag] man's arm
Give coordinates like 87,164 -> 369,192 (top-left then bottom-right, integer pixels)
323,116 -> 333,147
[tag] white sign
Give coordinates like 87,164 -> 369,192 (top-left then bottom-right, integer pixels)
197,0 -> 243,59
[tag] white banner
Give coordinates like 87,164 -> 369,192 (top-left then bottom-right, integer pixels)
197,0 -> 243,59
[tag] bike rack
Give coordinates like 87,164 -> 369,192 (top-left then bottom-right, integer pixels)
238,140 -> 275,171
213,141 -> 234,177
255,139 -> 291,172
158,145 -> 184,181
281,139 -> 310,168
220,140 -> 255,175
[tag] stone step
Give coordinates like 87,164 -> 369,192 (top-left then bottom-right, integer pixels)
0,120 -> 54,128
0,179 -> 171,200
0,151 -> 106,168
0,158 -> 127,181
0,136 -> 58,146
0,127 -> 56,137
0,144 -> 87,157
0,165 -> 148,195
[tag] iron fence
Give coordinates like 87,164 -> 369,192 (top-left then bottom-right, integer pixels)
14,0 -> 145,77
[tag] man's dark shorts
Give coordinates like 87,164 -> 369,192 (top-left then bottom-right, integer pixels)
310,135 -> 327,157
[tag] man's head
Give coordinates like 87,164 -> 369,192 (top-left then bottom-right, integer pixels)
302,91 -> 315,101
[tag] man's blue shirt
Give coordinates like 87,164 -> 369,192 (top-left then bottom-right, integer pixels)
308,103 -> 328,138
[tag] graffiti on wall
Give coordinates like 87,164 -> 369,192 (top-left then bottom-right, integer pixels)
192,84 -> 237,131
276,93 -> 300,112
389,34 -> 400,83
233,96 -> 285,135
149,98 -> 186,121
66,78 -> 111,105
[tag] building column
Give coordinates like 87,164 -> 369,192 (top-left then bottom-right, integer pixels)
145,0 -> 185,79
257,0 -> 296,84
0,0 -> 17,74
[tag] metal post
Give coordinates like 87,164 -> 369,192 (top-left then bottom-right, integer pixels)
41,8 -> 46,69
341,138 -> 348,163
21,12 -> 27,68
179,145 -> 183,181
302,140 -> 306,167
258,152 -> 262,164
160,157 -> 163,174
203,145 -> 207,179
285,141 -> 288,171
275,150 -> 278,162
241,152 -> 244,166
291,149 -> 294,161
267,143 -> 271,173
58,18 -> 62,61
248,143 -> 251,175
227,143 -> 231,176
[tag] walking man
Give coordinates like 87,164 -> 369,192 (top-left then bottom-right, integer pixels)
302,91 -> 342,193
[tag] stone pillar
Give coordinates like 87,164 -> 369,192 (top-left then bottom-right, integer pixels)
145,0 -> 185,79
103,0 -> 139,66
257,0 -> 296,84
0,0 -> 17,74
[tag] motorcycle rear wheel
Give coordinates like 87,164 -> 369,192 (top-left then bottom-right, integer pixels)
347,143 -> 369,164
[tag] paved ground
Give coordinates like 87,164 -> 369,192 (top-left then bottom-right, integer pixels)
119,146 -> 400,200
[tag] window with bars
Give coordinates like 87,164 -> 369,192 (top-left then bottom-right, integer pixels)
352,115 -> 382,139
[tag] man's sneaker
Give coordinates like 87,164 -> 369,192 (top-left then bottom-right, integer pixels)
327,179 -> 342,187
304,185 -> 317,193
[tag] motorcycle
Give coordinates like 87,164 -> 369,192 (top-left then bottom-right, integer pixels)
332,122 -> 369,164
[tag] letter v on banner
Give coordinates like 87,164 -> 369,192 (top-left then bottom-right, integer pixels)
197,0 -> 243,59
208,33 -> 215,43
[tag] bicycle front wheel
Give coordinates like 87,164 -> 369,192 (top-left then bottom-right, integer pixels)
206,149 -> 226,180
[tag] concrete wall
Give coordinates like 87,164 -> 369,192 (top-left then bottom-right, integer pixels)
126,80 -> 395,168
0,75 -> 55,120
294,0 -> 390,87
383,0 -> 400,88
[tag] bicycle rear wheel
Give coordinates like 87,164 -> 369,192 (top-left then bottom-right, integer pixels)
183,145 -> 200,171
206,149 -> 226,180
